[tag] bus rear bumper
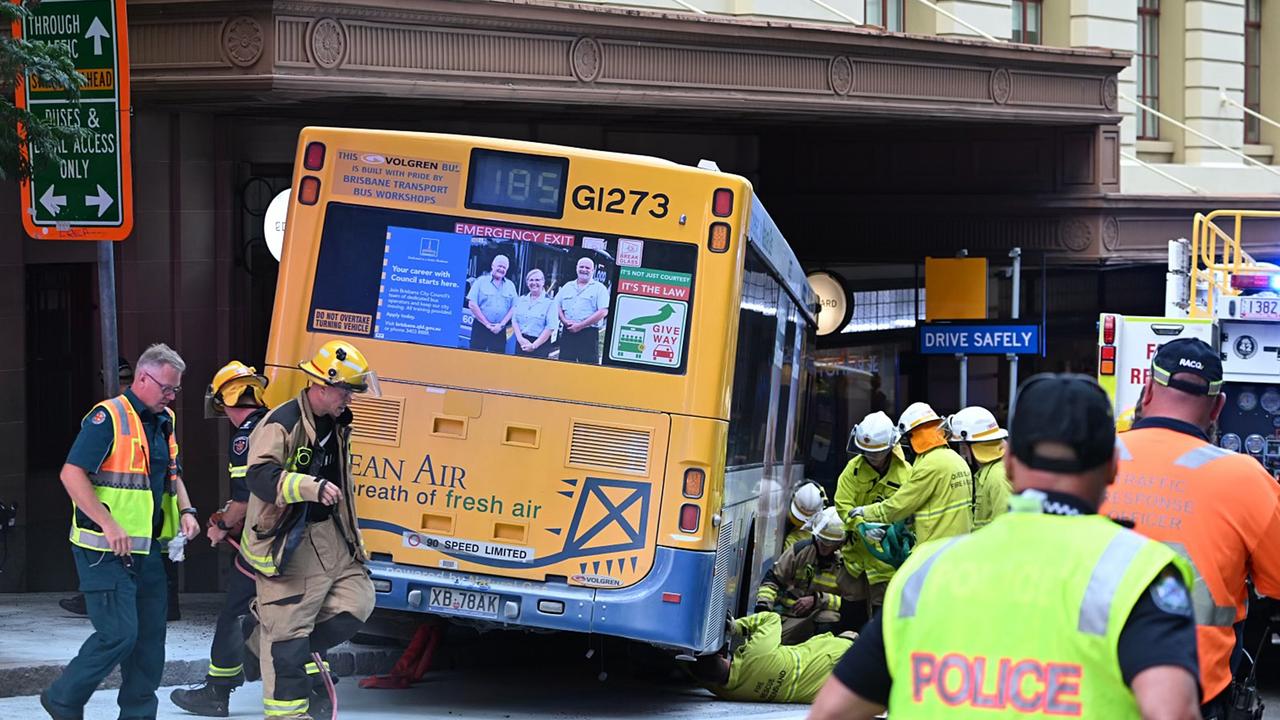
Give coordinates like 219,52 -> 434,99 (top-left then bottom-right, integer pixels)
368,547 -> 718,652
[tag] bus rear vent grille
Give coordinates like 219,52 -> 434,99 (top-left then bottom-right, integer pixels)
567,423 -> 651,475
348,395 -> 404,447
702,519 -> 733,651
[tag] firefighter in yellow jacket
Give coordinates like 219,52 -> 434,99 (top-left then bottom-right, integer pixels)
847,402 -> 973,545
240,340 -> 379,720
945,406 -> 1012,529
755,508 -> 864,644
834,411 -> 909,618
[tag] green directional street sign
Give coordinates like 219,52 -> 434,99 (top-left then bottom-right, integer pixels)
17,0 -> 133,241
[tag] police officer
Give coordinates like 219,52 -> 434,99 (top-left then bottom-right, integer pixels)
807,374 -> 1202,720
171,361 -> 271,717
756,508 -> 863,644
42,344 -> 201,720
784,482 -> 826,551
467,254 -> 517,353
690,611 -> 856,703
833,411 -> 909,616
1101,339 -> 1280,719
241,340 -> 377,720
847,402 -> 972,545
945,406 -> 1012,529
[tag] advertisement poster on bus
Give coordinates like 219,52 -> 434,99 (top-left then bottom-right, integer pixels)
306,206 -> 698,374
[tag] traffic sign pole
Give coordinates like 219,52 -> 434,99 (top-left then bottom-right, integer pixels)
98,241 -> 118,397
15,0 -> 133,241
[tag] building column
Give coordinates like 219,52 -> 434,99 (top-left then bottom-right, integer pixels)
1183,0 -> 1245,164
1069,0 -> 1138,153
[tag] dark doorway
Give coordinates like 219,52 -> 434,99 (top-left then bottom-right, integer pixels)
25,263 -> 97,591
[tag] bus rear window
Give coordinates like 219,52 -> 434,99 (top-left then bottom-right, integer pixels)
307,203 -> 698,374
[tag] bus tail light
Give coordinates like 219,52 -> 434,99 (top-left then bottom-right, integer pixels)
708,223 -> 731,253
682,468 -> 705,499
1102,315 -> 1116,345
662,592 -> 681,604
679,503 -> 700,533
298,176 -> 321,206
303,142 -> 327,171
712,188 -> 733,217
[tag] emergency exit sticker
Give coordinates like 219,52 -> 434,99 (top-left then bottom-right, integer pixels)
608,295 -> 687,367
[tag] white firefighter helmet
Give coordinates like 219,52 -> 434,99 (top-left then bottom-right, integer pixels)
898,402 -> 942,434
945,406 -> 1008,443
848,411 -> 900,454
812,507 -> 846,543
789,482 -> 826,525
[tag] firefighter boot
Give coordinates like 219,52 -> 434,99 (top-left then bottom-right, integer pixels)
169,683 -> 233,718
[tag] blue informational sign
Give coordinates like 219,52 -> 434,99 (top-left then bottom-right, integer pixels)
919,323 -> 1042,355
374,226 -> 471,346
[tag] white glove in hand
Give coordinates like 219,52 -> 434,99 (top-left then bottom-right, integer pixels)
864,525 -> 888,542
168,533 -> 187,562
847,506 -> 866,522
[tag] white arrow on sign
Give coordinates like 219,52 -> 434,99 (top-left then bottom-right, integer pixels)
40,185 -> 67,216
85,17 -> 110,55
85,185 -> 114,217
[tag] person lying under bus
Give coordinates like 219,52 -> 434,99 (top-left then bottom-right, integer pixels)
689,611 -> 857,704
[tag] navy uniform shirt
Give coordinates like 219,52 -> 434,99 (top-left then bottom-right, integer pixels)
229,407 -> 268,503
66,388 -> 179,539
833,490 -> 1200,706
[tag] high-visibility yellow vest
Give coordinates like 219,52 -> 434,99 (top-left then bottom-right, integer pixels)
882,504 -> 1191,718
69,395 -> 180,554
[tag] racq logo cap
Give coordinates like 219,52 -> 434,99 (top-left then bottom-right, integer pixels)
1151,338 -> 1223,396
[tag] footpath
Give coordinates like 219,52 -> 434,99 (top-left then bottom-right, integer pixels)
0,593 -> 399,698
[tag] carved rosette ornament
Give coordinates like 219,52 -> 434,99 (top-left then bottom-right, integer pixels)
1102,76 -> 1119,111
571,37 -> 602,82
990,68 -> 1012,105
222,16 -> 264,68
1102,216 -> 1120,252
1059,217 -> 1093,252
309,18 -> 347,69
829,56 -> 853,96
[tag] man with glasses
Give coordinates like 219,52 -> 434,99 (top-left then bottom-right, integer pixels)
808,374 -> 1201,720
42,344 -> 201,720
240,340 -> 379,720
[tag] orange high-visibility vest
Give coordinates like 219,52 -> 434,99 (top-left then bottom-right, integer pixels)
69,395 -> 180,554
1103,425 -> 1280,700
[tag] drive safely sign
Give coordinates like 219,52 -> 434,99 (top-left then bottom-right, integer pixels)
920,323 -> 1041,355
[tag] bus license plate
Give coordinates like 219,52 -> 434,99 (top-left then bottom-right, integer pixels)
1240,298 -> 1280,320
428,588 -> 500,618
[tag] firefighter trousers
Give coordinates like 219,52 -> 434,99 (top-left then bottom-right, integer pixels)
254,517 -> 374,720
207,553 -> 258,685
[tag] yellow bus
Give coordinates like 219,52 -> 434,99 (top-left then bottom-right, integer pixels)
262,128 -> 816,653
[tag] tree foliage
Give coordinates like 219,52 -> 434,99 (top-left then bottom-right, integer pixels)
0,1 -> 89,182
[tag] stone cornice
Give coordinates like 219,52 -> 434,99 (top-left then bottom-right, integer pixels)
125,0 -> 1127,124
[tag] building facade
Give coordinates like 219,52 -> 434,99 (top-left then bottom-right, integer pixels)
0,0 -> 1269,591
